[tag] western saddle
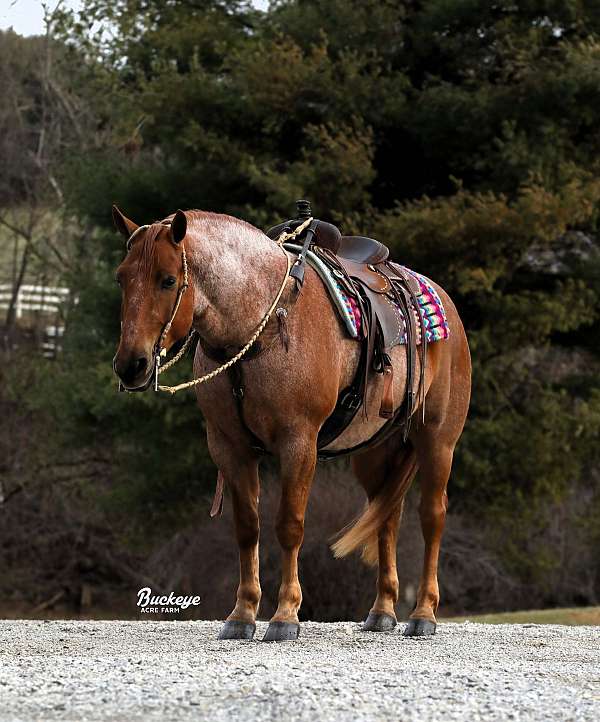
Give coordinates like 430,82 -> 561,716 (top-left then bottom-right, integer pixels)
266,200 -> 427,459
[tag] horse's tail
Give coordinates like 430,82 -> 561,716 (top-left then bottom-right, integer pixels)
331,447 -> 418,566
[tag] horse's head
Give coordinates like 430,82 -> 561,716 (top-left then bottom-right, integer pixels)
112,206 -> 195,391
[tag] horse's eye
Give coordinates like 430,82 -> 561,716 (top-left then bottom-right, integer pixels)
115,275 -> 122,288
162,276 -> 177,289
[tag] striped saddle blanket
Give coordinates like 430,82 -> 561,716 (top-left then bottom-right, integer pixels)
282,243 -> 450,345
336,267 -> 450,344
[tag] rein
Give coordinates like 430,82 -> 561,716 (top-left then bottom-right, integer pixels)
121,217 -> 311,395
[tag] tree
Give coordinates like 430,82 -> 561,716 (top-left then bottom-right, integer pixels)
0,15 -> 90,346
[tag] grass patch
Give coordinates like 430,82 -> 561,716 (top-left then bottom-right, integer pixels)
441,606 -> 600,626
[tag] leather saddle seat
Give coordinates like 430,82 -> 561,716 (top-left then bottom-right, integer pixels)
338,236 -> 389,265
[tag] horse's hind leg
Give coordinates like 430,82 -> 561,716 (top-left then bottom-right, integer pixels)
403,292 -> 470,637
404,431 -> 454,637
354,441 -> 417,632
364,506 -> 403,631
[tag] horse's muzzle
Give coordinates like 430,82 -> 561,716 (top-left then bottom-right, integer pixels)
113,352 -> 153,391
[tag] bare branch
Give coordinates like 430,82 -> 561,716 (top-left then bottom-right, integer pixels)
0,215 -> 32,241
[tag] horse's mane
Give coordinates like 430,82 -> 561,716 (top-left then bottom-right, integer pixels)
132,209 -> 265,276
181,209 -> 263,240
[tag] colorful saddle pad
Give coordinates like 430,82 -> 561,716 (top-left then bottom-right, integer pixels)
337,268 -> 450,344
282,243 -> 449,345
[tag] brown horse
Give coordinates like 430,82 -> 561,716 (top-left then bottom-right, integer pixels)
112,206 -> 471,641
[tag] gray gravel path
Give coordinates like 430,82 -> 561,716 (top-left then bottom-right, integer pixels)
0,620 -> 598,721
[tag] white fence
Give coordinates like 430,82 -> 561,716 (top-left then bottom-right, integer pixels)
0,284 -> 71,358
0,284 -> 70,319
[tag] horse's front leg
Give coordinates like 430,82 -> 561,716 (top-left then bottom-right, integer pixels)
262,432 -> 317,642
218,460 -> 261,640
207,429 -> 261,640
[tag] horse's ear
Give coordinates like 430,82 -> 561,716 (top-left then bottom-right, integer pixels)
171,209 -> 187,245
112,205 -> 139,240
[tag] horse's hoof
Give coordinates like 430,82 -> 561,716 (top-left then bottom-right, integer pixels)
362,612 -> 397,632
403,618 -> 436,637
262,621 -> 300,642
218,620 -> 256,640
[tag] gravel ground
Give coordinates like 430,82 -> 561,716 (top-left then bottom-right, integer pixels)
0,620 -> 598,721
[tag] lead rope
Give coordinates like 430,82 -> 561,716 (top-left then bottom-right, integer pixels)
155,218 -> 312,394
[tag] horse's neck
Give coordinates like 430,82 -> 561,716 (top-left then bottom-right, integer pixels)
186,215 -> 286,348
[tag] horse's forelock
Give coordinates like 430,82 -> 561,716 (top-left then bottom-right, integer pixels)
128,223 -> 166,278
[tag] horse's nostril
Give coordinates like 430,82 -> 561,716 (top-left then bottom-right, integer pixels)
133,357 -> 147,376
116,354 -> 149,386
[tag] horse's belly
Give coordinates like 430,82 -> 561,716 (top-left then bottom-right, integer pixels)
320,344 -> 414,452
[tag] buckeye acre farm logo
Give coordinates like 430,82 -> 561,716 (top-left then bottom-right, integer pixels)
136,587 -> 201,615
